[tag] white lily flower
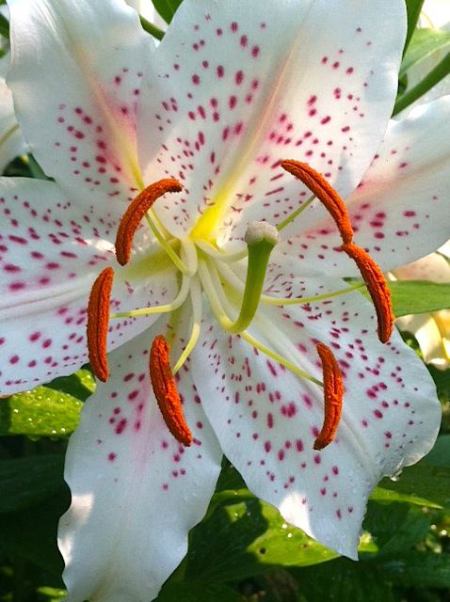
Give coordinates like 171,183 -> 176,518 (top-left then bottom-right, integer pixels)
2,1 -> 449,600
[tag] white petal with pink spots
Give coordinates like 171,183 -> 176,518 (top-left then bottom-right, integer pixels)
60,320 -> 222,602
137,0 -> 406,238
274,97 -> 450,276
0,177 -> 177,394
8,0 -> 154,208
192,294 -> 440,557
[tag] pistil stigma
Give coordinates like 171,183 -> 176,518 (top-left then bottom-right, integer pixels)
227,221 -> 279,334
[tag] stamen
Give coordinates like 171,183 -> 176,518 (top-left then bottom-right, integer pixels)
86,267 -> 114,382
314,342 -> 344,450
115,178 -> 182,266
149,335 -> 193,446
214,258 -> 365,306
281,160 -> 354,243
110,273 -> 191,319
173,279 -> 203,374
199,259 -> 323,387
342,242 -> 394,343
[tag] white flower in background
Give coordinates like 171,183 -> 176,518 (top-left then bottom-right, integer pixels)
395,244 -> 450,370
2,0 -> 449,600
421,0 -> 450,28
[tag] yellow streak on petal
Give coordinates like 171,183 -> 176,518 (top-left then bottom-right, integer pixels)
190,25 -> 306,242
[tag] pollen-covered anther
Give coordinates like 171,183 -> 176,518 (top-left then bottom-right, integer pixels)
281,159 -> 354,244
149,335 -> 193,447
342,242 -> 394,343
87,267 -> 114,382
115,178 -> 183,266
314,342 -> 344,451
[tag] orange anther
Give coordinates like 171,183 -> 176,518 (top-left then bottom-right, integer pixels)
149,335 -> 193,447
87,267 -> 114,382
342,242 -> 394,343
115,178 -> 183,266
314,342 -> 344,450
281,159 -> 354,244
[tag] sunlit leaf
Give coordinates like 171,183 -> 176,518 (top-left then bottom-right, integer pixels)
0,386 -> 82,437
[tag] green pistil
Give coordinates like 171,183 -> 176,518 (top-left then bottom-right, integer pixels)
224,221 -> 278,334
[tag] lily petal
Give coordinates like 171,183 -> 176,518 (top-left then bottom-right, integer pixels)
138,0 -> 406,239
276,97 -> 450,275
7,0 -> 153,208
59,323 -> 222,602
0,178 -> 177,394
192,293 -> 440,558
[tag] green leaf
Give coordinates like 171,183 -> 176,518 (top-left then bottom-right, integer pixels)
428,364 -> 450,404
0,386 -> 82,437
139,16 -> 164,40
371,486 -> 441,509
0,12 -> 9,39
400,28 -> 450,77
36,587 -> 67,601
0,455 -> 64,513
393,52 -> 450,115
363,502 -> 431,555
382,553 -> 450,588
185,498 -> 337,584
47,368 -> 95,402
404,0 -> 425,55
158,582 -> 242,602
377,436 -> 450,511
388,281 -> 450,317
291,558 -> 396,602
0,490 -> 68,576
152,0 -> 182,23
